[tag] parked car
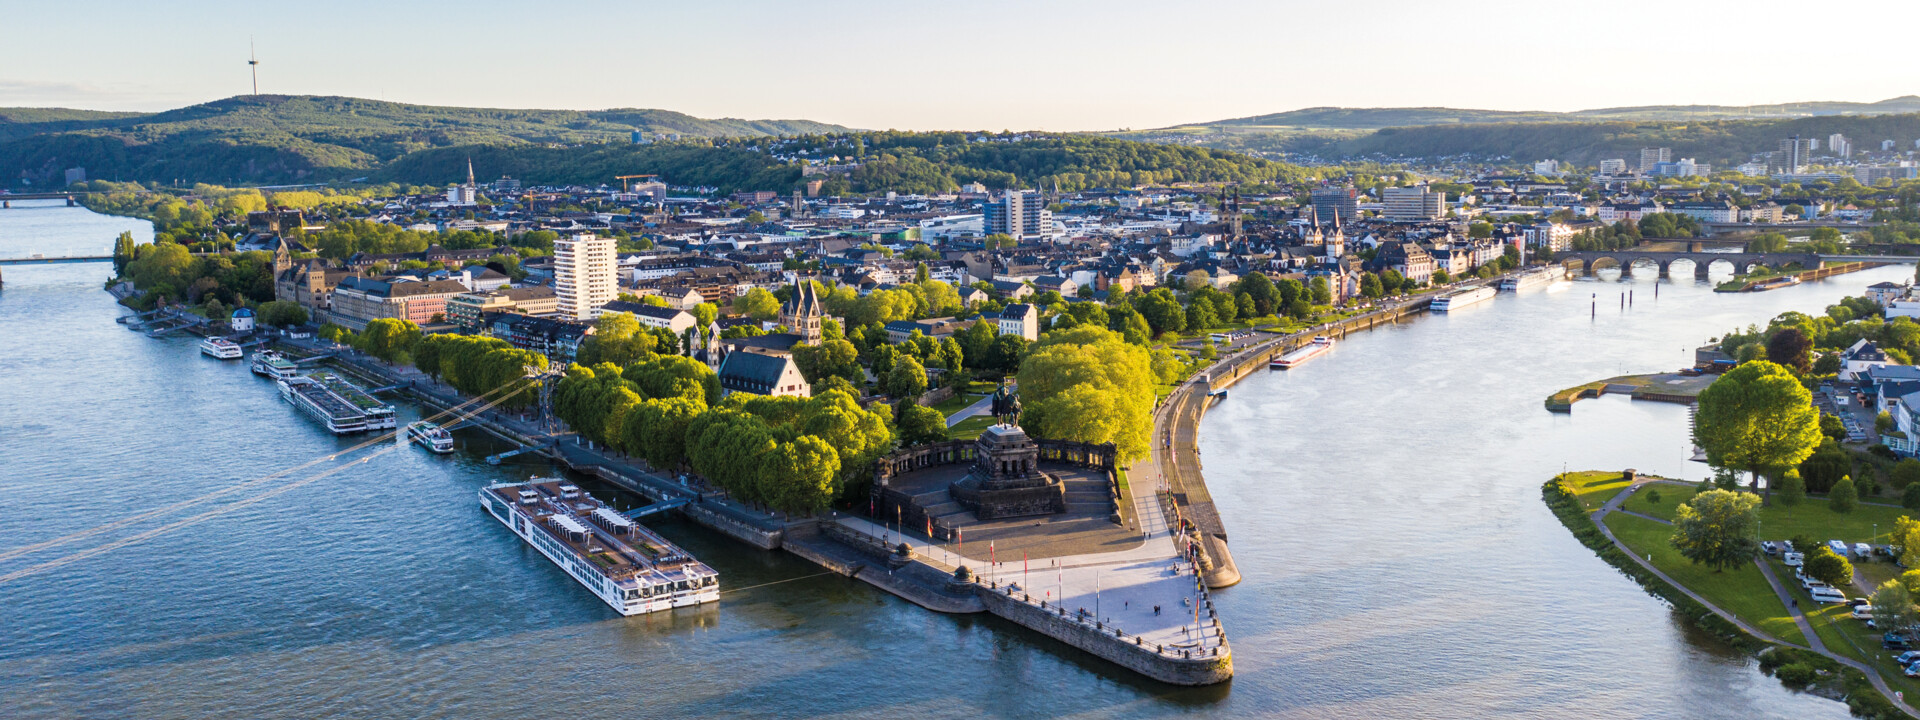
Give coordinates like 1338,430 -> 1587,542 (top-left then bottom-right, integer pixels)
1855,606 -> 1876,620
1893,650 -> 1920,665
1762,541 -> 1779,555
1810,587 -> 1849,604
1829,539 -> 1852,557
1884,633 -> 1911,650
1907,662 -> 1920,678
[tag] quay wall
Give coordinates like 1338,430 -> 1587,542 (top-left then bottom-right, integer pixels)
975,584 -> 1233,686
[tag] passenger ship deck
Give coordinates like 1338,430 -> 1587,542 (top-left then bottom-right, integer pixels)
480,480 -> 718,615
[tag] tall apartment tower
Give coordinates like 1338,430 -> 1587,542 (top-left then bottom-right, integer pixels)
1310,186 -> 1359,222
1638,147 -> 1671,174
1828,133 -> 1852,158
1775,136 -> 1814,173
555,233 -> 617,321
982,191 -> 1052,238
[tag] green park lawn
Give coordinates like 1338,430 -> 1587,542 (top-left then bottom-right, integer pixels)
1603,512 -> 1807,645
1560,471 -> 1635,511
1624,485 -> 1912,545
947,415 -> 994,441
931,392 -> 987,417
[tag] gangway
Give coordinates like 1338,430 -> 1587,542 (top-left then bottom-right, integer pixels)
292,352 -> 338,364
621,497 -> 690,520
368,383 -> 407,393
486,440 -> 554,465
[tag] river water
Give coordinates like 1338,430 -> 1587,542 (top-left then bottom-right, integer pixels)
0,201 -> 1901,718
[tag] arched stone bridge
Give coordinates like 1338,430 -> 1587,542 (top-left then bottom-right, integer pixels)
1556,251 -> 1825,277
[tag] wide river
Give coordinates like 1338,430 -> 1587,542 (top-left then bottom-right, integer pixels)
1,201 -> 1903,718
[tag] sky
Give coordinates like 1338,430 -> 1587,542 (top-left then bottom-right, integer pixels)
5,0 -> 1918,131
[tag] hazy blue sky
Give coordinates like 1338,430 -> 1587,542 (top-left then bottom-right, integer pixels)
6,0 -> 1917,130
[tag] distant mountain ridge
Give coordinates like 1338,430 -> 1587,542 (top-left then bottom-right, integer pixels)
0,95 -> 851,185
1183,96 -> 1920,130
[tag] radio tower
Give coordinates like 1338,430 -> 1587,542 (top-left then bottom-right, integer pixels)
248,39 -> 260,95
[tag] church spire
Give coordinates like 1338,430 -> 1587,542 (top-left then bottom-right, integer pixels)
466,157 -> 475,186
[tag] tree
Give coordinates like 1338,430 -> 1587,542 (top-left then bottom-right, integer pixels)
1309,277 -> 1332,305
1184,270 -> 1211,292
897,404 -> 948,446
690,302 -> 718,330
1905,483 -> 1920,511
984,334 -> 1028,375
1432,269 -> 1451,284
1873,580 -> 1919,635
257,300 -> 309,327
1766,328 -> 1812,374
769,435 -> 839,515
1804,546 -> 1855,587
792,338 -> 862,386
1830,476 -> 1858,513
1668,489 -> 1761,571
1017,326 -> 1154,461
112,231 -> 138,277
886,355 -> 928,400
1777,469 -> 1806,507
1693,360 -> 1822,500
733,287 -> 781,322
360,318 -> 422,364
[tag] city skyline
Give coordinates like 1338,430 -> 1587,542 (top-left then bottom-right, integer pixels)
6,0 -> 1919,131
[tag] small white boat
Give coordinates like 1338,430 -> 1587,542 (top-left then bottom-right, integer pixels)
199,337 -> 243,359
1271,336 -> 1334,369
250,350 -> 300,380
407,421 -> 455,454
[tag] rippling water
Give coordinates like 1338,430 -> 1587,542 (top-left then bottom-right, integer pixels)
0,201 -> 1890,718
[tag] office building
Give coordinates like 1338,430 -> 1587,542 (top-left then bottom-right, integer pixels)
554,233 -> 617,321
1382,185 -> 1446,222
1638,147 -> 1671,174
1598,159 -> 1628,175
1309,186 -> 1359,222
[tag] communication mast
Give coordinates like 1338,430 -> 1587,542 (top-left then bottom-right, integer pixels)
248,39 -> 260,95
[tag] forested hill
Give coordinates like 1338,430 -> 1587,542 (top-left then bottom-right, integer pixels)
1185,96 -> 1920,130
0,95 -> 850,185
377,133 -> 1321,195
1294,112 -> 1920,165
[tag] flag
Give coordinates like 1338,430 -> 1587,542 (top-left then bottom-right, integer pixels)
926,516 -> 932,538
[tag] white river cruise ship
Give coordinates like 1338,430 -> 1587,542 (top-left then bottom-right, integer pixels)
481,480 -> 718,615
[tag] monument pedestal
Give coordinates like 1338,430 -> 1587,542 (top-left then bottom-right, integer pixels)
949,424 -> 1066,520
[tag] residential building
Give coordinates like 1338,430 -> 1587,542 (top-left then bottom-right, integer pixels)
1737,162 -> 1770,177
483,313 -> 592,363
717,350 -> 811,398
275,259 -> 357,312
600,301 -> 696,335
445,286 -> 559,332
1775,136 -> 1814,174
999,303 -> 1039,341
1596,202 -> 1663,224
1524,222 -> 1576,252
1382,186 -> 1445,221
1829,133 -> 1851,158
1668,200 -> 1738,223
982,191 -> 1052,238
1840,338 -> 1892,381
1374,241 -> 1434,285
1742,203 -> 1786,223
1598,159 -> 1628,175
1855,165 -> 1920,184
1309,186 -> 1359,222
1638,147 -> 1671,174
555,233 -> 617,320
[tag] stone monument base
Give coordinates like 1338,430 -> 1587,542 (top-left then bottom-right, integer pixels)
949,424 -> 1066,520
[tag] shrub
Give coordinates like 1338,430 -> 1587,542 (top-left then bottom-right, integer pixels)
1904,482 -> 1920,511
1774,662 -> 1817,687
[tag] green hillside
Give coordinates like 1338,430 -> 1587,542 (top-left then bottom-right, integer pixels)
1304,113 -> 1920,164
0,95 -> 850,185
1177,96 -> 1920,131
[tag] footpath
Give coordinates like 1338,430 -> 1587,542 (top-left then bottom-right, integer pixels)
1590,477 -> 1918,718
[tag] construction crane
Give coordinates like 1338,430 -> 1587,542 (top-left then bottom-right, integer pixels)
615,174 -> 659,192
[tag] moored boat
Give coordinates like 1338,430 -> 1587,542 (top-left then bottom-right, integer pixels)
407,421 -> 455,454
1270,335 -> 1334,369
1430,286 -> 1497,312
250,350 -> 300,380
199,337 -> 243,359
480,480 -> 718,615
1499,266 -> 1565,292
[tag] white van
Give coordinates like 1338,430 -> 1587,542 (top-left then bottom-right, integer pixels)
1810,587 -> 1849,604
1855,543 -> 1874,559
1784,552 -> 1805,567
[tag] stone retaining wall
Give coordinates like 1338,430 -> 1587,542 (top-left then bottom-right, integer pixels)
975,584 -> 1232,686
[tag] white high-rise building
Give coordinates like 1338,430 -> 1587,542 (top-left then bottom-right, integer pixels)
1382,185 -> 1445,221
1638,147 -> 1671,174
1829,133 -> 1852,158
555,233 -> 617,321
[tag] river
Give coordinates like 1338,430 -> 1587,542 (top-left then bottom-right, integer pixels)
0,201 -> 1901,718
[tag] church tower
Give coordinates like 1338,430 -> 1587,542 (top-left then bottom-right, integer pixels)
780,277 -> 823,345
